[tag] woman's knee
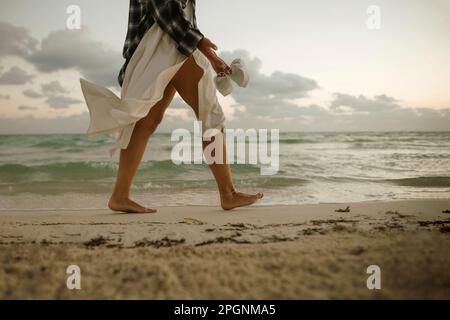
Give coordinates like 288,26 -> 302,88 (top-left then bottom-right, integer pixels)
137,110 -> 164,135
147,113 -> 164,130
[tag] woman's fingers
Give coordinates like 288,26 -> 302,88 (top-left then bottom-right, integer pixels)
220,64 -> 232,75
208,55 -> 229,74
219,62 -> 232,75
199,38 -> 229,75
213,60 -> 230,75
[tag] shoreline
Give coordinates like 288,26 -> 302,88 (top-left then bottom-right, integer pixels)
1,199 -> 449,299
2,197 -> 449,211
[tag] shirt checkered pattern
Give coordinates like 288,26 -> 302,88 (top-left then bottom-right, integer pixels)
118,0 -> 204,86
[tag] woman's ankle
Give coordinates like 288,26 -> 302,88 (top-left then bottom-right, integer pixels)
219,186 -> 235,196
110,192 -> 130,201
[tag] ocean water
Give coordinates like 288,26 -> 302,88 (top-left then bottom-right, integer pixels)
0,132 -> 449,210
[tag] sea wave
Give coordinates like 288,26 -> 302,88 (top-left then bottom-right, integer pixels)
1,133 -> 450,200
0,162 -> 118,181
0,160 -> 266,183
0,134 -> 112,149
0,161 -> 307,195
385,176 -> 450,187
2,132 -> 450,149
279,138 -> 319,144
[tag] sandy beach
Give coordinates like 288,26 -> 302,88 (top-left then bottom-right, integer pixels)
1,199 -> 449,299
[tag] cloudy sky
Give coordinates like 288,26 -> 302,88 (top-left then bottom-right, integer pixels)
0,0 -> 449,133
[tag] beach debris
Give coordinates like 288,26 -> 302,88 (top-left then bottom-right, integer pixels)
333,224 -> 351,232
84,236 -> 109,248
225,223 -> 257,231
385,210 -> 400,215
385,210 -> 410,218
384,222 -> 405,231
197,236 -> 242,246
373,225 -> 386,231
418,220 -> 450,227
134,237 -> 185,248
418,220 -> 450,233
301,227 -> 326,236
349,246 -> 365,256
442,209 -> 450,214
265,234 -> 293,242
311,218 -> 358,226
335,206 -> 350,213
40,239 -> 53,246
196,231 -> 253,246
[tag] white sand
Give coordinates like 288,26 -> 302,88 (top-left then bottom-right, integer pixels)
0,199 -> 449,299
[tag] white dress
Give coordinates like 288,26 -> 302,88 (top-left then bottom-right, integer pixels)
80,2 -> 225,156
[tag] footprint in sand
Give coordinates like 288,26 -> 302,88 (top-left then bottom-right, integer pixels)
83,236 -> 110,248
335,206 -> 350,213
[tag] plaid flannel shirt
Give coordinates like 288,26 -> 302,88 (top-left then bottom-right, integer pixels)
118,0 -> 204,86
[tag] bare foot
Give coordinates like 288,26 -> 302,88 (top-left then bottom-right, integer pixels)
108,197 -> 156,214
220,191 -> 264,211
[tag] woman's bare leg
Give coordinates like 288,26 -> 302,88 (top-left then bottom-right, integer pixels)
109,85 -> 176,213
170,56 -> 263,210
